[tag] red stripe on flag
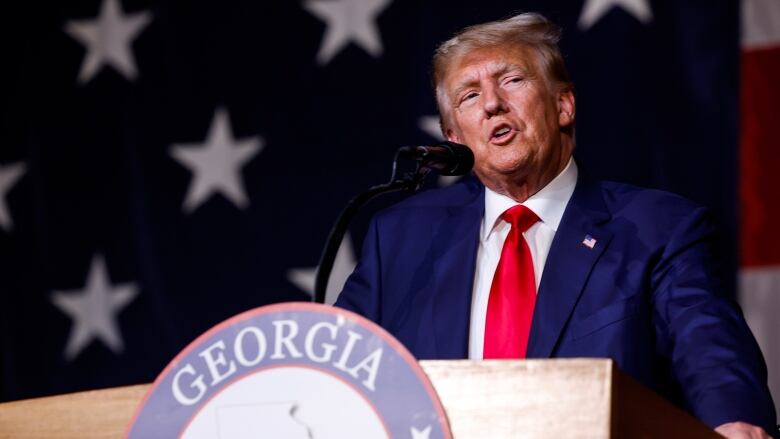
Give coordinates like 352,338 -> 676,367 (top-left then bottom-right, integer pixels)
740,47 -> 780,267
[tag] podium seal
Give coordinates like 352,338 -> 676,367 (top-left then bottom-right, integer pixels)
126,302 -> 452,438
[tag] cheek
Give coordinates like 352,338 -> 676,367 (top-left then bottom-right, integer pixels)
511,91 -> 555,127
451,121 -> 480,144
470,146 -> 498,172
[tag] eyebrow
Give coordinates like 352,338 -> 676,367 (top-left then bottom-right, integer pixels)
450,62 -> 530,98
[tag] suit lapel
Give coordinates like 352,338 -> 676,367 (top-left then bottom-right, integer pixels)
526,175 -> 613,358
429,179 -> 484,359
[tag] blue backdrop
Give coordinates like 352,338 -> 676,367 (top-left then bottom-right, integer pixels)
0,0 -> 738,400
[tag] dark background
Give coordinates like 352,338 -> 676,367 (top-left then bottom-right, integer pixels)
0,0 -> 740,400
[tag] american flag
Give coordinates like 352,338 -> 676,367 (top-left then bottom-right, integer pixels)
582,234 -> 597,249
739,0 -> 780,421
0,0 -> 777,421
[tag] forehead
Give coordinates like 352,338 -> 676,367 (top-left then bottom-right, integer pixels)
443,44 -> 538,89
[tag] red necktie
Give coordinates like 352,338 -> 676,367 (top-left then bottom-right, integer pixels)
484,205 -> 539,359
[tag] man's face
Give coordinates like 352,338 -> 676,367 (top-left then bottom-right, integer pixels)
441,44 -> 575,198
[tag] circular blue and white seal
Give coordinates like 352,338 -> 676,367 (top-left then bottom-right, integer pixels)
126,302 -> 452,439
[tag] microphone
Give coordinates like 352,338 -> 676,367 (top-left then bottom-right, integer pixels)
398,141 -> 474,176
315,141 -> 471,303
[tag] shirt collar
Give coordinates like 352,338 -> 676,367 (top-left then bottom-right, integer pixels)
482,157 -> 578,241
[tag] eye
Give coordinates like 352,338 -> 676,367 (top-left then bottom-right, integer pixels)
459,91 -> 479,104
503,76 -> 524,86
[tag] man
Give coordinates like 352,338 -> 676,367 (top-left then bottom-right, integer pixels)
335,13 -> 776,438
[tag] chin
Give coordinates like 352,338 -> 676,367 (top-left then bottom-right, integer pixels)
490,160 -> 529,176
477,167 -> 527,188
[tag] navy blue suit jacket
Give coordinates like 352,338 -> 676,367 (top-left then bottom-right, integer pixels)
335,173 -> 776,432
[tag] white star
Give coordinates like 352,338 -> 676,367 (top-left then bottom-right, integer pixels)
64,0 -> 151,84
51,255 -> 139,361
0,162 -> 26,232
170,108 -> 264,213
417,115 -> 441,140
417,115 -> 461,187
411,425 -> 431,439
578,0 -> 653,30
287,233 -> 357,305
304,0 -> 391,64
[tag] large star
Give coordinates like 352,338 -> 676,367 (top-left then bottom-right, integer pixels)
51,255 -> 139,361
0,162 -> 26,232
417,115 -> 441,141
170,108 -> 264,213
578,0 -> 653,30
417,115 -> 461,187
64,0 -> 152,83
287,233 -> 357,305
304,0 -> 391,64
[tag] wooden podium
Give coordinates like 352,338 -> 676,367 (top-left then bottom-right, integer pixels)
0,359 -> 719,438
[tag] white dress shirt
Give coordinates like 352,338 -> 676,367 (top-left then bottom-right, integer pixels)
468,158 -> 578,359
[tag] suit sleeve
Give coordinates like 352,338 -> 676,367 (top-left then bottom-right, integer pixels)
651,206 -> 777,433
334,217 -> 382,322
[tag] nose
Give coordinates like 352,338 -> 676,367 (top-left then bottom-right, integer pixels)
482,83 -> 507,117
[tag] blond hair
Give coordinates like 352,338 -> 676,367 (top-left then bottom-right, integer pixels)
432,13 -> 573,132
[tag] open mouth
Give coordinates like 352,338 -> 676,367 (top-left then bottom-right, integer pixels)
490,124 -> 515,143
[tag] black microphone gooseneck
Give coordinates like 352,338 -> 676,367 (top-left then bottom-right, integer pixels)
397,141 -> 475,176
313,141 -> 473,304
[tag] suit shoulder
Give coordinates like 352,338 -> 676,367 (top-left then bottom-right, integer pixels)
377,176 -> 483,219
595,181 -> 712,238
599,180 -> 705,217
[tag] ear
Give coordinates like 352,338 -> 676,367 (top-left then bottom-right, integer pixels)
557,88 -> 576,128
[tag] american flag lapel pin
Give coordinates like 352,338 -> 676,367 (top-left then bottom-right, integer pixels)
582,234 -> 597,249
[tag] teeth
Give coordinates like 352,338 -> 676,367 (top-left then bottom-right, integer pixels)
495,127 -> 511,137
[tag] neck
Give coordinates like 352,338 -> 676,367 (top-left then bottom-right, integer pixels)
494,150 -> 572,203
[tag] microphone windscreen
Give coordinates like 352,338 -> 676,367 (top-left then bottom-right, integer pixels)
437,141 -> 474,176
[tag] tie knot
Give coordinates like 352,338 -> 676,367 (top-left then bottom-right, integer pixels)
501,205 -> 539,233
